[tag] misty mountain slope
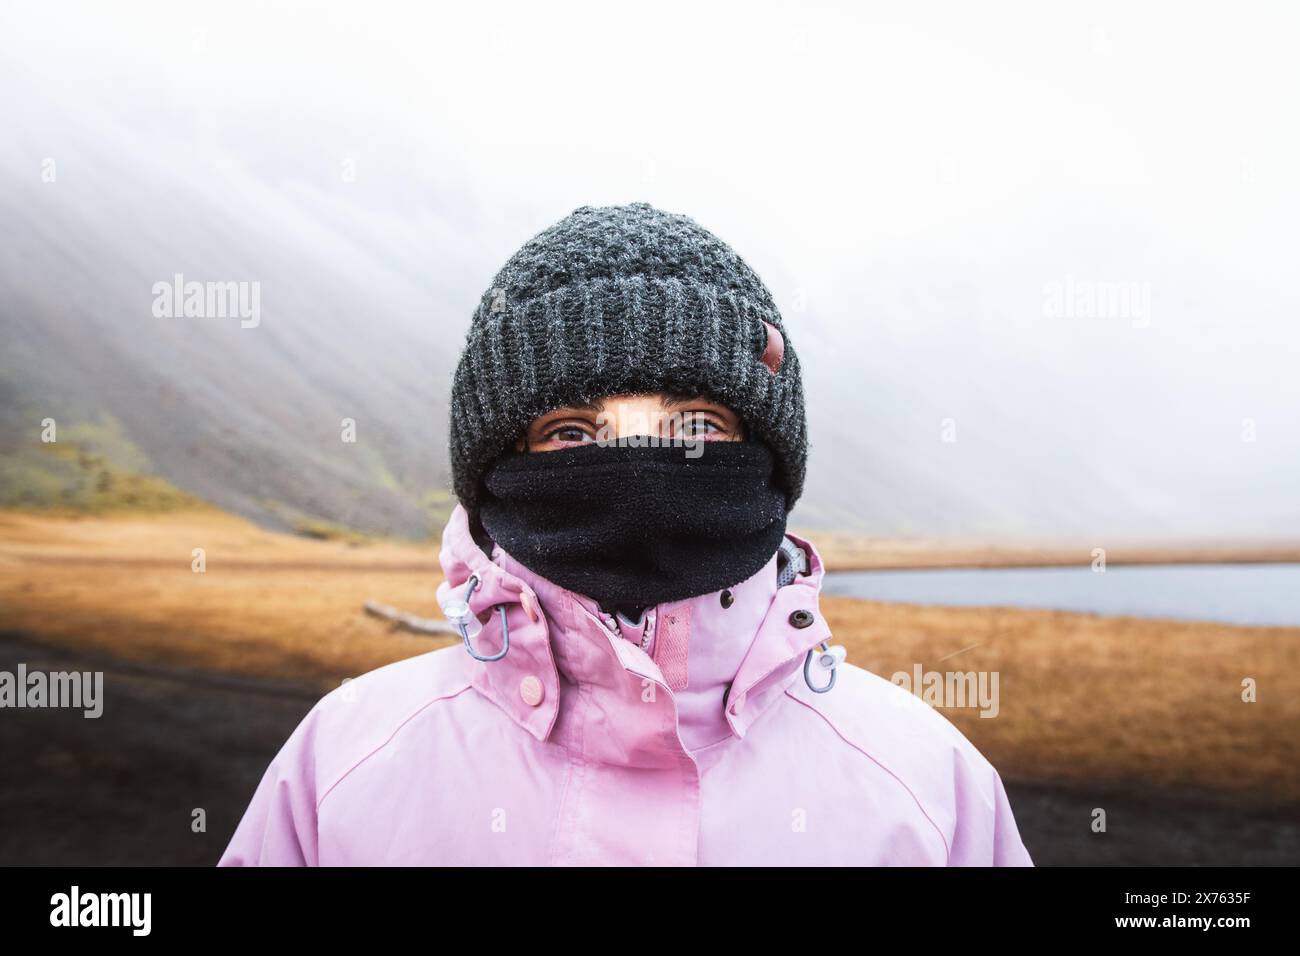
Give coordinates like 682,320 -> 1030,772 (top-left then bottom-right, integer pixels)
0,75 -> 488,536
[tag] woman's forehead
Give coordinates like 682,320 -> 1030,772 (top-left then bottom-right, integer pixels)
541,391 -> 735,413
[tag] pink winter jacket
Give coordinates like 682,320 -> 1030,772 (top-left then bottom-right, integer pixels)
218,503 -> 1034,866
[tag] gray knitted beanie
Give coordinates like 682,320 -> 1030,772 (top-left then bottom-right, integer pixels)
448,201 -> 807,524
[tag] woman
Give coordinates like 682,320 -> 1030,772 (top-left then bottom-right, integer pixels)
218,202 -> 1033,866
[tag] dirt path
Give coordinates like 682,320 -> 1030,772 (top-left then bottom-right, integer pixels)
0,631 -> 319,866
2,631 -> 1295,866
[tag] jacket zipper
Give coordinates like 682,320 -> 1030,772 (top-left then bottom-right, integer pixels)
604,607 -> 655,654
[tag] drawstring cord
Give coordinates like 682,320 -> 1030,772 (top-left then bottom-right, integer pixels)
439,574 -> 511,662
778,539 -> 842,694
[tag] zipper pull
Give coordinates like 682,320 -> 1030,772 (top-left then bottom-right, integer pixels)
610,607 -> 654,651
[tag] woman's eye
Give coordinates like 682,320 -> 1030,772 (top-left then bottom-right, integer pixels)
545,426 -> 594,444
676,415 -> 723,437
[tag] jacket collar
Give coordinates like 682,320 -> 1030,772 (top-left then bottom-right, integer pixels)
435,504 -> 832,762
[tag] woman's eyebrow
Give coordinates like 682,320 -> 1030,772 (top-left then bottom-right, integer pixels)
661,394 -> 731,414
661,393 -> 709,409
539,401 -> 602,416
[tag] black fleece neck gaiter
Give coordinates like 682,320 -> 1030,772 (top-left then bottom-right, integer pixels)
477,438 -> 788,609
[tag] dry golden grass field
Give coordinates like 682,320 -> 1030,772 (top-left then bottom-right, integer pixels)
3,507 -> 1297,811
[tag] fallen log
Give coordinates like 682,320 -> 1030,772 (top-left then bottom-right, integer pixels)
363,600 -> 458,637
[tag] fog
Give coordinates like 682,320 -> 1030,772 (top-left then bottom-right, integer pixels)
2,1 -> 1297,539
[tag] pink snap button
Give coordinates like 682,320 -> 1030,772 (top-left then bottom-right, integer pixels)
520,675 -> 544,707
521,590 -> 541,623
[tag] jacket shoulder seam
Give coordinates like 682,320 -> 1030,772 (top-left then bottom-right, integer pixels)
782,687 -> 953,863
315,682 -> 474,815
